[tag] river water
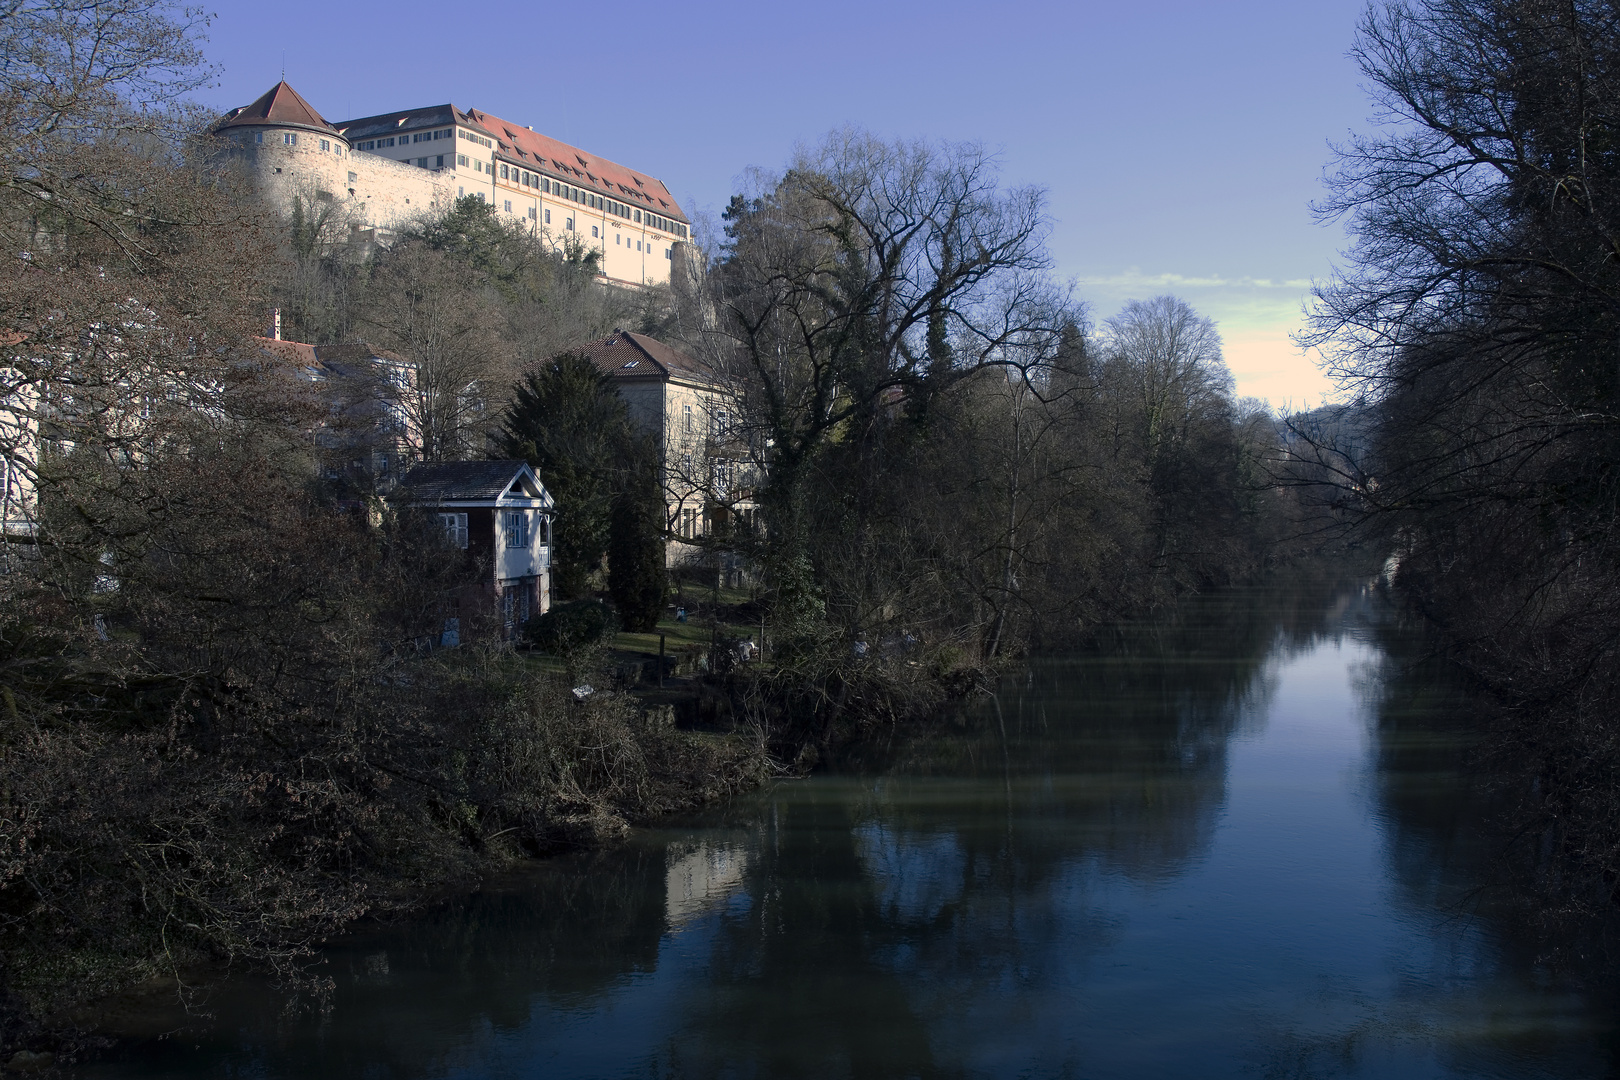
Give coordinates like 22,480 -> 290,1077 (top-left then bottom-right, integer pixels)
83,575 -> 1620,1078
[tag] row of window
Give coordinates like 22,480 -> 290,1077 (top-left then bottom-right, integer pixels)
459,129 -> 493,148
504,200 -> 540,224
253,130 -> 330,150
672,456 -> 741,489
613,233 -> 669,256
341,139 -> 685,242
264,130 -> 341,155
494,167 -> 683,238
246,129 -> 681,247
436,511 -> 548,550
646,212 -> 687,240
478,193 -> 672,257
355,128 -> 449,152
673,506 -> 755,540
681,405 -> 733,436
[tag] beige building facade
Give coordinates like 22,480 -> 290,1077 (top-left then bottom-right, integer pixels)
573,331 -> 757,572
214,82 -> 692,288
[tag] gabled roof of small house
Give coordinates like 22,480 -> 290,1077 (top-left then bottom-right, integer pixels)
216,81 -> 341,137
397,460 -> 545,503
575,329 -> 709,383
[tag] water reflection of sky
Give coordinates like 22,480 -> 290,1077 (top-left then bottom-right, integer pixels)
83,581 -> 1619,1079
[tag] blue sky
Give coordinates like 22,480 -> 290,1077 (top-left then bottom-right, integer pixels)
201,0 -> 1374,406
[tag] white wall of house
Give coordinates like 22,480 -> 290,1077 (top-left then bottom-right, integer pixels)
495,502 -> 551,583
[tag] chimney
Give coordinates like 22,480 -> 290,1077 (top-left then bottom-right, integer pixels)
270,308 -> 282,340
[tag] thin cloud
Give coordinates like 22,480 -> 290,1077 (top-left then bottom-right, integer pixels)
1078,270 -> 1313,290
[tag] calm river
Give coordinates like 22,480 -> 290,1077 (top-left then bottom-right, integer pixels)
84,575 -> 1620,1078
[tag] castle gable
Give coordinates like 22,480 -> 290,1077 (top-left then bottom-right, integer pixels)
216,81 -> 339,137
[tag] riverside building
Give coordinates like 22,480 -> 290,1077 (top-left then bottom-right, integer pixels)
214,81 -> 692,288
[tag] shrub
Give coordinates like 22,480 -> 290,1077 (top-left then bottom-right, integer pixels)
523,599 -> 619,655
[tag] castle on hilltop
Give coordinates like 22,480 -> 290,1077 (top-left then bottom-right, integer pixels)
214,82 -> 692,289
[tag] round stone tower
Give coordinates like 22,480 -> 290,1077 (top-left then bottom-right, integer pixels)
214,80 -> 348,153
214,81 -> 365,241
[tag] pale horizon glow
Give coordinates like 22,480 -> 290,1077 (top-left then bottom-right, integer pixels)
1080,271 -> 1341,410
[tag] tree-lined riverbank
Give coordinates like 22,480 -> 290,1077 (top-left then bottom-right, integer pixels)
72,573 -> 1620,1079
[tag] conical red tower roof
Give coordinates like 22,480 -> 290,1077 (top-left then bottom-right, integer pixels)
216,81 -> 340,136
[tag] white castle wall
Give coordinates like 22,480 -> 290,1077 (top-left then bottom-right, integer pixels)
219,121 -> 691,286
222,137 -> 455,241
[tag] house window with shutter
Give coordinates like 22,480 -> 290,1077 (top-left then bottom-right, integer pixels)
439,513 -> 468,549
504,510 -> 530,549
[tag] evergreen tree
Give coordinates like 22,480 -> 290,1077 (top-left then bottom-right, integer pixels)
607,438 -> 668,632
499,353 -> 629,599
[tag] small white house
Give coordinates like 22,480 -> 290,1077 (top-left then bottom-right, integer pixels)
395,460 -> 554,637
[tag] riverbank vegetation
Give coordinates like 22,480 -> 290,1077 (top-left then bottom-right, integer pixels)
1293,0 -> 1620,919
0,0 -> 1283,1058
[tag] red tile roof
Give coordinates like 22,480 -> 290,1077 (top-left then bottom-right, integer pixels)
467,108 -> 688,223
215,81 -> 340,137
253,337 -> 410,373
572,330 -> 709,383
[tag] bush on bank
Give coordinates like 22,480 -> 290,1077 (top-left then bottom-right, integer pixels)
0,599 -> 768,1054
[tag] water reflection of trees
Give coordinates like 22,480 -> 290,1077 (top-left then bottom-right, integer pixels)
1360,607 -> 1620,1077
85,844 -> 683,1078
651,571 -> 1368,1077
101,568 -> 1538,1080
854,567 -> 1365,883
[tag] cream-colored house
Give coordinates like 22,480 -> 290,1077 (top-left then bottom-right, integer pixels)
213,82 -> 692,288
572,331 -> 757,569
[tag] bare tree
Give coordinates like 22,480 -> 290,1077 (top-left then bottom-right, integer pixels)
1296,0 -> 1620,912
1096,296 -> 1261,588
358,242 -> 509,461
1102,297 -> 1230,472
697,130 -> 1078,631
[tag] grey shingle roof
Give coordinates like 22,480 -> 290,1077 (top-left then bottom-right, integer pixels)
332,103 -> 487,142
398,460 -> 527,501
